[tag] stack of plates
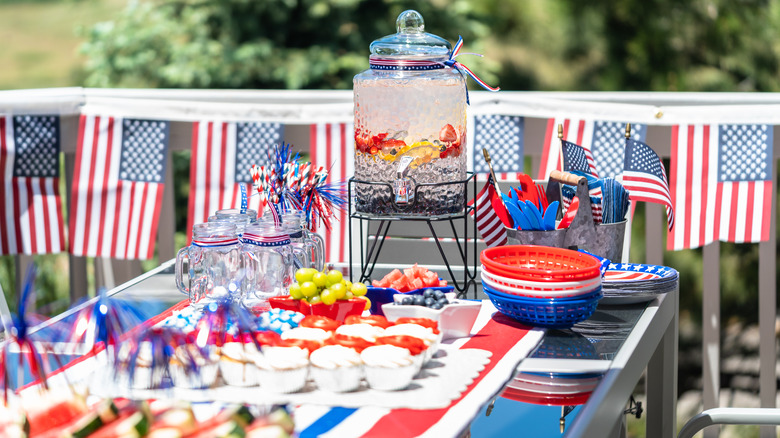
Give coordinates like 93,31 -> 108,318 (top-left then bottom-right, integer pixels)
480,245 -> 603,328
501,371 -> 604,406
601,262 -> 679,305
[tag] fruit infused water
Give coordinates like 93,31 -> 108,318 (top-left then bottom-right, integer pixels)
353,10 -> 467,215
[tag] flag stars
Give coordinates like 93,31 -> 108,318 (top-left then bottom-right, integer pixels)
473,115 -> 523,175
119,119 -> 169,183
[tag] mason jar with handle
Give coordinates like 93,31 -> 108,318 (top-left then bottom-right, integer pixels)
241,223 -> 295,312
175,222 -> 243,306
283,210 -> 325,271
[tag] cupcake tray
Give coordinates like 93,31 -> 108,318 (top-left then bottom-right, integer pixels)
86,347 -> 493,410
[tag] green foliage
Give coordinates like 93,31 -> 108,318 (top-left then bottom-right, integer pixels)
80,0 -> 489,90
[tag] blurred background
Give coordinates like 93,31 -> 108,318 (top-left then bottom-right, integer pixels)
0,0 -> 778,436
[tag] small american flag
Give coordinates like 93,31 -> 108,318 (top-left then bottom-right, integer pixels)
622,138 -> 674,231
0,115 -> 65,255
187,120 -> 282,241
561,139 -> 599,177
309,123 -> 353,263
472,115 -> 524,181
669,124 -> 772,250
70,116 -> 170,260
538,119 -> 646,179
470,175 -> 507,247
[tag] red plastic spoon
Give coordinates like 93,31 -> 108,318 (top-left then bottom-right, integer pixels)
557,197 -> 579,229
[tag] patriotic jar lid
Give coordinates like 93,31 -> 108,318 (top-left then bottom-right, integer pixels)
369,10 -> 451,60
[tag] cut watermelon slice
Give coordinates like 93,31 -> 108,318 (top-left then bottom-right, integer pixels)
90,410 -> 150,438
384,269 -> 403,283
25,391 -> 88,436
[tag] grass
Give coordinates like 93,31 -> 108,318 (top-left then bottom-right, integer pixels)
0,0 -> 127,90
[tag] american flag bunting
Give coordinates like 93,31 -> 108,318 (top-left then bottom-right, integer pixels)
668,124 -> 772,250
309,123 -> 354,263
0,115 -> 65,255
69,116 -> 169,260
472,115 -> 524,181
187,120 -> 282,241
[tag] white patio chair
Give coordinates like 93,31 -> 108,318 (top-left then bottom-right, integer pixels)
678,408 -> 780,438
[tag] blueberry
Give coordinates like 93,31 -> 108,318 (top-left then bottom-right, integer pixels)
433,290 -> 444,300
413,295 -> 425,306
401,297 -> 414,305
423,290 -> 434,299
431,303 -> 443,310
438,297 -> 449,306
424,297 -> 435,307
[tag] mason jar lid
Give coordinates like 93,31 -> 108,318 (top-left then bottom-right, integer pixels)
369,10 -> 451,58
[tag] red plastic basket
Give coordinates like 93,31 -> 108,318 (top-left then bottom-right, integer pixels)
480,245 -> 601,282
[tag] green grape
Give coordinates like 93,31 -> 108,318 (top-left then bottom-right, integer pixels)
330,282 -> 347,300
320,288 -> 337,305
289,283 -> 304,300
351,282 -> 368,297
326,270 -> 344,286
295,268 -> 316,284
312,272 -> 328,288
300,281 -> 318,298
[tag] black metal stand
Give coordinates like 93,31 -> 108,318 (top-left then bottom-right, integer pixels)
347,173 -> 479,298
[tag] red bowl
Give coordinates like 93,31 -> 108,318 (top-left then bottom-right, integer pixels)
269,296 -> 365,321
268,296 -> 301,312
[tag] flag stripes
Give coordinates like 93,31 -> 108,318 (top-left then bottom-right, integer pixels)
310,122 -> 353,263
0,115 -> 65,255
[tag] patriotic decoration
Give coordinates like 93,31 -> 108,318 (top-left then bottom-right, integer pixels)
623,138 -> 674,231
187,120 -> 282,241
309,123 -> 354,263
668,124 -> 772,250
561,139 -> 599,177
538,119 -> 646,179
472,115 -> 524,181
0,115 -> 65,255
470,175 -> 508,247
591,121 -> 646,178
70,116 -> 170,260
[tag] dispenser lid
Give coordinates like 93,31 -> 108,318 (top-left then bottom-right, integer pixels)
369,10 -> 452,58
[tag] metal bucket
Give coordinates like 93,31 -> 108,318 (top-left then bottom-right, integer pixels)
506,227 -> 567,247
564,220 -> 626,262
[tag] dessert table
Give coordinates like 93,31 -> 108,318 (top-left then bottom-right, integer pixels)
18,259 -> 678,438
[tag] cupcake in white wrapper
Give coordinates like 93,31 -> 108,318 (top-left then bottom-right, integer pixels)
255,346 -> 310,393
117,341 -> 159,389
219,342 -> 262,387
361,345 -> 417,391
281,327 -> 331,343
170,344 -> 219,389
335,323 -> 385,343
309,345 -> 363,392
383,323 -> 441,363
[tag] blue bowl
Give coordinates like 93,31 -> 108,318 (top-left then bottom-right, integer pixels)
366,282 -> 454,316
482,283 -> 601,329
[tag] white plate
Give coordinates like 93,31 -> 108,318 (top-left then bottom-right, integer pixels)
481,265 -> 601,290
480,273 -> 600,299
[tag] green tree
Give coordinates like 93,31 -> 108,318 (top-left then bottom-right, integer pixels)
80,0 -> 491,90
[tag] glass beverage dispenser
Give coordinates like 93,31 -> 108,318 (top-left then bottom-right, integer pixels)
353,10 -> 468,215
